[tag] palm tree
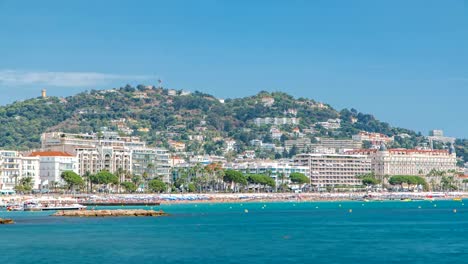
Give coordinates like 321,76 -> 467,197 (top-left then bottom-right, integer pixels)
116,167 -> 125,193
82,171 -> 92,193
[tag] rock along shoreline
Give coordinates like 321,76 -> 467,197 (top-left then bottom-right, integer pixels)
0,218 -> 14,224
53,209 -> 168,217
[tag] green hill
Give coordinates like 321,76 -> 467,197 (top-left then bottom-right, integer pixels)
0,85 -> 465,164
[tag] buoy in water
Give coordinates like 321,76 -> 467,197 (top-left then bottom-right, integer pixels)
434,204 -> 437,207
339,204 -> 342,207
453,209 -> 457,213
244,209 -> 249,213
349,209 -> 353,213
418,206 -> 421,209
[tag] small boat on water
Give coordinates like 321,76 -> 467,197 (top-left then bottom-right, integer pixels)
453,198 -> 463,202
6,204 -> 24,211
23,198 -> 87,211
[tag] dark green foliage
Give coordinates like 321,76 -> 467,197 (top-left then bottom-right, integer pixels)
223,170 -> 247,185
148,179 -> 167,193
60,171 -> 84,190
90,171 -> 119,185
389,175 -> 428,190
120,181 -> 137,193
289,172 -> 309,184
0,87 -> 464,162
247,174 -> 276,187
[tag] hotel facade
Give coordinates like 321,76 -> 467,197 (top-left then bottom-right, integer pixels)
294,153 -> 372,187
41,132 -> 171,182
346,147 -> 457,176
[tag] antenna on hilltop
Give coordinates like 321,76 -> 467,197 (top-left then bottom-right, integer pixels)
157,78 -> 163,89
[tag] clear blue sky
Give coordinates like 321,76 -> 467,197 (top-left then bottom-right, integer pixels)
0,0 -> 467,138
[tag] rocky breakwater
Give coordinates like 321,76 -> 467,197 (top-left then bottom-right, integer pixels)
0,218 -> 14,224
53,209 -> 168,217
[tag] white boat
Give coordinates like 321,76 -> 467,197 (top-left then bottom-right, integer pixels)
23,198 -> 87,211
6,204 -> 24,211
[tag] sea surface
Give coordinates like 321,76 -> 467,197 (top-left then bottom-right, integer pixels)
1,200 -> 468,264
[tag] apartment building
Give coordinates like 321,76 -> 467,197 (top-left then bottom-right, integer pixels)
0,150 -> 41,191
254,117 -> 299,126
294,153 -> 372,187
224,160 -> 310,185
132,148 -> 171,182
352,131 -> 394,147
311,138 -> 362,151
41,132 -> 171,181
28,151 -> 79,188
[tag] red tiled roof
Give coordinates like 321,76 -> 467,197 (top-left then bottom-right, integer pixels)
28,151 -> 74,157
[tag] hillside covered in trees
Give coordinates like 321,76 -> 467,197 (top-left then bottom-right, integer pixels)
0,84 -> 465,163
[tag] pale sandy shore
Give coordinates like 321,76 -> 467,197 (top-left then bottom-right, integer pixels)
1,192 -> 468,207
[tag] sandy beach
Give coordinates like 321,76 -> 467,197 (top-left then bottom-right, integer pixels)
1,192 -> 467,207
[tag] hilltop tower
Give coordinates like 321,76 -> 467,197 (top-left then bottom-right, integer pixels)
41,89 -> 47,98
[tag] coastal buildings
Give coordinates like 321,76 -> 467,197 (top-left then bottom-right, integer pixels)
294,153 -> 372,187
131,148 -> 171,182
28,151 -> 79,189
312,138 -> 362,151
284,138 -> 362,153
0,150 -> 41,191
315,119 -> 341,130
223,160 -> 310,185
41,132 -> 171,182
347,146 -> 457,177
254,117 -> 299,126
352,132 -> 394,148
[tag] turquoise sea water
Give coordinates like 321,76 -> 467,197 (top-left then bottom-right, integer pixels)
1,200 -> 468,264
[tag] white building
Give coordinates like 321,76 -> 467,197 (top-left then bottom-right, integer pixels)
347,146 -> 457,177
315,119 -> 341,130
294,153 -> 372,187
254,117 -> 299,126
0,151 -> 41,191
20,156 -> 41,190
352,131 -> 394,147
427,129 -> 455,144
0,150 -> 21,191
28,151 -> 79,188
131,148 -> 171,182
224,160 -> 310,185
41,132 -> 171,181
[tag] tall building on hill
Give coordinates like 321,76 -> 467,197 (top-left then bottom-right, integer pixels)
352,131 -> 394,147
427,129 -> 455,145
41,132 -> 171,182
